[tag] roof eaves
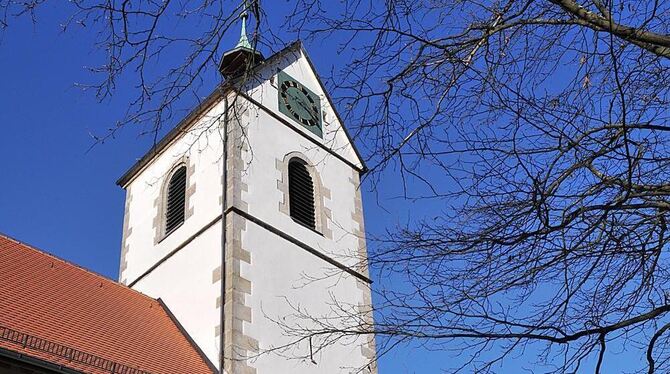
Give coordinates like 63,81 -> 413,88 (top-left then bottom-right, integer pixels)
0,324 -> 154,374
115,88 -> 226,188
0,346 -> 85,374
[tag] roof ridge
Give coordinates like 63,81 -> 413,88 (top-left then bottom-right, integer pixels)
0,232 -> 158,304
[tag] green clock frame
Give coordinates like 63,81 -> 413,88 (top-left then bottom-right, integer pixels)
277,71 -> 322,137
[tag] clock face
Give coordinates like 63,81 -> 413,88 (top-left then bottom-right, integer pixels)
278,72 -> 322,137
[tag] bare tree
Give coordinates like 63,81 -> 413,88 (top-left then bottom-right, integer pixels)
0,0 -> 275,144
5,0 -> 670,372
282,0 -> 670,372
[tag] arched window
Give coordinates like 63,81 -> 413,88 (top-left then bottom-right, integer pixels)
288,159 -> 316,229
165,166 -> 187,234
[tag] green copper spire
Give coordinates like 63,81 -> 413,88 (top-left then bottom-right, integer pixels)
235,6 -> 252,50
218,0 -> 263,77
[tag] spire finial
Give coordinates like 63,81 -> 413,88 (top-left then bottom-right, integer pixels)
235,1 -> 252,50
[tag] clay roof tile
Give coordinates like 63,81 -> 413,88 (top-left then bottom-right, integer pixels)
0,234 -> 216,374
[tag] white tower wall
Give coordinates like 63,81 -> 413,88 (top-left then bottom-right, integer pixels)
117,42 -> 376,373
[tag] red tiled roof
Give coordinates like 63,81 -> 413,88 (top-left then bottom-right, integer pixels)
0,234 -> 216,374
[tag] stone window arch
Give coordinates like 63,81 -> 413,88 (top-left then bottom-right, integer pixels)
277,152 -> 332,238
154,159 -> 195,243
288,158 -> 316,229
165,165 -> 187,234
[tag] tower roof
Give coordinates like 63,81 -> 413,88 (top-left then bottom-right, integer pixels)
0,233 -> 216,374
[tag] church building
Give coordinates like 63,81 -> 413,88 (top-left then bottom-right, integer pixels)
0,10 -> 376,374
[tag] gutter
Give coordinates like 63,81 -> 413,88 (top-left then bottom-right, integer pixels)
0,347 -> 83,374
219,94 -> 230,373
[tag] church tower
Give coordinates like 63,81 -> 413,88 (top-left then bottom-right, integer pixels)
115,15 -> 376,374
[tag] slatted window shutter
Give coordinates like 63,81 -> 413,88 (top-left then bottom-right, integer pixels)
165,166 -> 187,234
288,160 -> 316,229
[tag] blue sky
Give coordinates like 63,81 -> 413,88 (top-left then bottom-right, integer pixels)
0,3 -> 446,373
0,3 -> 649,373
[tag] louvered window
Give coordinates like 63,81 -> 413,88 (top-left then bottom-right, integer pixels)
288,160 -> 316,229
165,166 -> 187,235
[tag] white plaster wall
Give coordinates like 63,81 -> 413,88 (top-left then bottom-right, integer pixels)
234,49 -> 372,371
239,105 -> 361,268
121,98 -> 227,368
242,223 -> 369,373
132,220 -> 223,366
241,47 -> 363,171
123,100 -> 226,284
236,47 -> 367,268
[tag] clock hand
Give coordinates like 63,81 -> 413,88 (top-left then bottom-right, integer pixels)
288,91 -> 317,120
286,92 -> 316,117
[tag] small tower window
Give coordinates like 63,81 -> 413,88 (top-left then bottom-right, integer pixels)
165,166 -> 187,234
288,159 -> 316,229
